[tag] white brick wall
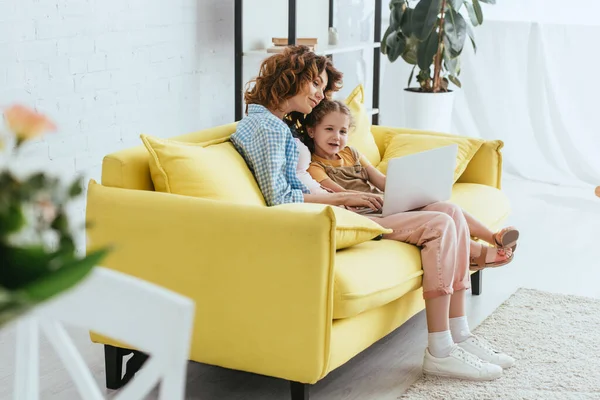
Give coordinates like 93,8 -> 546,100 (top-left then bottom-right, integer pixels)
0,0 -> 234,241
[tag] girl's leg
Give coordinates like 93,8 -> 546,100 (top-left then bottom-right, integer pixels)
372,211 -> 502,380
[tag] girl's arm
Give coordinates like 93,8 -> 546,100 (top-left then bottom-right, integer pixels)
319,178 -> 348,193
365,165 -> 387,192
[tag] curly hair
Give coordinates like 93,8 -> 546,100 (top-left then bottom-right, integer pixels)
243,45 -> 343,115
296,99 -> 355,153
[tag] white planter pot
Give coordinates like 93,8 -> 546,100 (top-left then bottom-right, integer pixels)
403,89 -> 456,133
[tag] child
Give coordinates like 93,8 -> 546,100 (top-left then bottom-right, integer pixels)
297,99 -> 519,380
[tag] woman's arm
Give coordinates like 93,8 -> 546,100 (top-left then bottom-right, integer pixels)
366,165 -> 386,192
303,191 -> 383,211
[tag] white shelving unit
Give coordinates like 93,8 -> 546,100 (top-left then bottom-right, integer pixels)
243,41 -> 382,57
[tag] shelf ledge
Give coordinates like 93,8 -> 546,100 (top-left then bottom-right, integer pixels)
244,42 -> 381,57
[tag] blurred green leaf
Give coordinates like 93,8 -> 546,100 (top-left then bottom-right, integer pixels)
401,40 -> 419,65
20,247 -> 110,303
412,0 -> 442,40
390,0 -> 406,27
400,8 -> 415,37
407,64 -> 417,87
479,0 -> 495,3
449,0 -> 463,10
381,26 -> 393,55
68,177 -> 83,198
0,244 -> 55,289
0,203 -> 25,236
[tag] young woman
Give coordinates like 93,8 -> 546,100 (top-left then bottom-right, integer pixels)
231,46 -> 515,381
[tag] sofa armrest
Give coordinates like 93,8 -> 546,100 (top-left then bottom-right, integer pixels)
85,180 -> 336,383
371,125 -> 504,189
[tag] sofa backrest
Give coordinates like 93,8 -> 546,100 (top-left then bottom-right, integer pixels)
101,122 -> 238,191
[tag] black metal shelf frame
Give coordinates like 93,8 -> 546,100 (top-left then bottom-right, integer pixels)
234,0 -> 382,125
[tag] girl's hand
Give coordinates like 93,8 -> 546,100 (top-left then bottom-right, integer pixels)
337,192 -> 383,211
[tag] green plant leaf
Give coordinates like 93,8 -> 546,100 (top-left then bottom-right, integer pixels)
407,64 -> 417,87
449,75 -> 462,88
68,177 -> 83,198
479,0 -> 495,3
0,244 -> 55,289
412,0 -> 443,40
466,22 -> 477,53
400,8 -> 414,37
385,30 -> 407,62
445,9 -> 467,56
449,0 -> 463,11
444,48 -> 460,76
20,247 -> 110,303
389,0 -> 406,27
381,26 -> 393,55
0,203 -> 25,236
464,2 -> 479,26
401,40 -> 418,65
417,31 -> 439,70
472,0 -> 484,25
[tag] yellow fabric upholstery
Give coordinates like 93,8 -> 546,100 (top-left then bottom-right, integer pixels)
450,183 -> 511,228
331,183 -> 508,320
371,125 -> 504,189
344,85 -> 381,166
90,117 -> 511,385
378,133 -> 484,183
333,240 -> 422,319
274,203 -> 392,250
140,134 -> 266,206
86,180 -> 337,384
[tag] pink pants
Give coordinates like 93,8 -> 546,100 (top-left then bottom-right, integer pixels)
369,201 -> 470,300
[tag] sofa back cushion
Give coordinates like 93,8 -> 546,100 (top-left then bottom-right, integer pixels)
344,84 -> 382,166
101,122 -> 239,191
140,134 -> 266,206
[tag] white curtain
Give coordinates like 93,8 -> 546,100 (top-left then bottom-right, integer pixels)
377,4 -> 600,189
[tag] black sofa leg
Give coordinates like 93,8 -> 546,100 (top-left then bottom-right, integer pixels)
104,345 -> 149,390
471,270 -> 483,295
290,381 -> 309,400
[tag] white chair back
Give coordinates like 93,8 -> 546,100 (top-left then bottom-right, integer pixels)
13,266 -> 195,400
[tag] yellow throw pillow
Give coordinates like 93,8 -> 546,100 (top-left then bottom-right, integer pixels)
140,134 -> 266,206
274,203 -> 392,250
378,134 -> 484,183
344,84 -> 382,166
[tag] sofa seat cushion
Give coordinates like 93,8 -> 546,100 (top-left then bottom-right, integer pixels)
450,183 -> 510,229
332,183 -> 510,320
333,239 -> 423,319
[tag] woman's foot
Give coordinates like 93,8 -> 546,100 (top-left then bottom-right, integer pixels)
423,345 -> 503,381
470,243 -> 513,271
492,226 -> 519,252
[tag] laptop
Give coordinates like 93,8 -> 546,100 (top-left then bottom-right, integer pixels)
375,144 -> 458,217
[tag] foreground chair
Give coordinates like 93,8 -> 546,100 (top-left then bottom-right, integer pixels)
13,266 -> 195,400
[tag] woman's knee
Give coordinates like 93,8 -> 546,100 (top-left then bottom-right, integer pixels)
427,201 -> 461,215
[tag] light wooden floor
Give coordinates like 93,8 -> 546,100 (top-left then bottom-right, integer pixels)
1,176 -> 598,399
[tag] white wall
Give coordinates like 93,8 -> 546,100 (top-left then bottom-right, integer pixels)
1,0 -> 234,226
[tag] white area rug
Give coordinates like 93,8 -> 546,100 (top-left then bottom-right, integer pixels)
401,288 -> 600,400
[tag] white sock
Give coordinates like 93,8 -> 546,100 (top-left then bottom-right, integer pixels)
449,316 -> 472,343
428,330 -> 454,358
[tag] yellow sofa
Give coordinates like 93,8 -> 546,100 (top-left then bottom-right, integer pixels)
85,120 -> 510,399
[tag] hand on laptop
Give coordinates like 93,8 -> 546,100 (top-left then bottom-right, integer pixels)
337,192 -> 383,212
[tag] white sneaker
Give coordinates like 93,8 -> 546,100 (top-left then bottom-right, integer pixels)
423,345 -> 503,381
457,335 -> 516,369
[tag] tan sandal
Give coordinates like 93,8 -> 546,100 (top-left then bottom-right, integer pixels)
470,245 -> 514,271
493,226 -> 519,252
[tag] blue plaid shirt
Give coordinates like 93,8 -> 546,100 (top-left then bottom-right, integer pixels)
231,104 -> 310,206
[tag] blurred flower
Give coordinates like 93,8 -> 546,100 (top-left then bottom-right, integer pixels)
3,104 -> 56,145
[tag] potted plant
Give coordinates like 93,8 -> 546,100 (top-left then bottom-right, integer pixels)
381,0 -> 495,132
0,105 -> 110,329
